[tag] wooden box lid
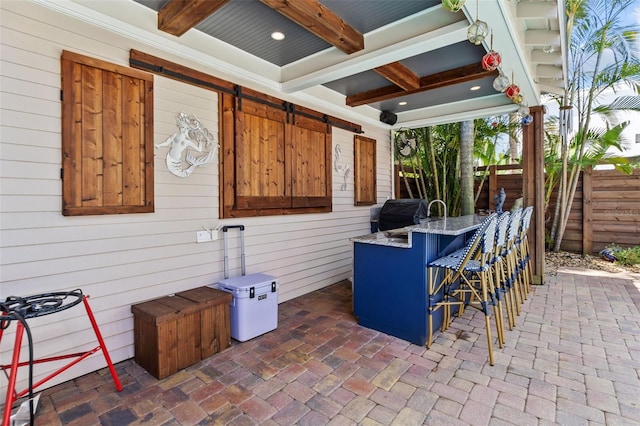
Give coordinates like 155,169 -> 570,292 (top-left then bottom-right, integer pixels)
176,286 -> 232,307
131,295 -> 200,325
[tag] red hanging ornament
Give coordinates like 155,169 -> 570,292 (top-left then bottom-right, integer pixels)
481,50 -> 501,71
505,84 -> 520,99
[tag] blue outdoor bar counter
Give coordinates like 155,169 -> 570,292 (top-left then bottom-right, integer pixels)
351,214 -> 486,346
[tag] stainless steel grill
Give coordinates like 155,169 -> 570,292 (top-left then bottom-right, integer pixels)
377,198 -> 429,232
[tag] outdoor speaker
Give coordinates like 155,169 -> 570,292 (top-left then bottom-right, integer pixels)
379,111 -> 397,125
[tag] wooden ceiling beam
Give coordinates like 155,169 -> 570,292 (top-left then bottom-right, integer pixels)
374,62 -> 420,91
261,0 -> 364,54
158,0 -> 229,36
346,63 -> 498,107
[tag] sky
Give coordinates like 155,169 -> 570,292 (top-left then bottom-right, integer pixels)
623,0 -> 640,54
623,0 -> 640,27
585,0 -> 640,156
533,0 -> 640,159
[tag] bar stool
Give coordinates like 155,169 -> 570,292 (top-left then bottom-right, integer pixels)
517,206 -> 534,297
491,212 -> 514,334
426,215 -> 494,349
1,290 -> 122,426
452,213 -> 504,354
503,208 -> 523,318
427,214 -> 500,365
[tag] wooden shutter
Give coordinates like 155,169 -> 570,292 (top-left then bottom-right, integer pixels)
291,114 -> 332,208
61,51 -> 154,216
233,99 -> 332,211
354,135 -> 376,206
235,98 -> 289,209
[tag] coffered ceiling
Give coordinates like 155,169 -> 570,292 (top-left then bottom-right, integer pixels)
43,0 -> 568,128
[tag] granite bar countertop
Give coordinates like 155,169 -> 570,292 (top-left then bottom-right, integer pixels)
351,229 -> 413,248
351,214 -> 487,248
407,214 -> 486,236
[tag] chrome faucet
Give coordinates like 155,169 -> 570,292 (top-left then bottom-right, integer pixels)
427,199 -> 447,221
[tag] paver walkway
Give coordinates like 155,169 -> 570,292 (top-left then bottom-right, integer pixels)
18,268 -> 640,425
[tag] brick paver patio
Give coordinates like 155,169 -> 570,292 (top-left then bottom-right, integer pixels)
14,267 -> 640,425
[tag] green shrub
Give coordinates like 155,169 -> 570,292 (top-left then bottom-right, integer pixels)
607,244 -> 640,266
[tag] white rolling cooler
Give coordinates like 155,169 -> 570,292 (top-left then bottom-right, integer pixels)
211,225 -> 278,342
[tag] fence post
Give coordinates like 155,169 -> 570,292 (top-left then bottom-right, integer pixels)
582,166 -> 593,254
522,105 -> 545,284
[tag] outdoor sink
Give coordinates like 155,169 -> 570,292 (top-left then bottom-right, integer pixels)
387,237 -> 409,244
383,231 -> 409,243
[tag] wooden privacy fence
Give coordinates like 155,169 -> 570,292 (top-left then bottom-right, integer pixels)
571,166 -> 640,253
474,165 -> 523,212
396,164 -> 640,253
475,165 -> 640,254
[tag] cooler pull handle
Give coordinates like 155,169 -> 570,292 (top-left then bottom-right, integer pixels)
249,287 -> 255,299
271,281 -> 276,293
222,225 -> 246,279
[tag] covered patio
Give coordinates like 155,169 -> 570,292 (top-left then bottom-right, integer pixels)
1,0 -> 580,422
30,267 -> 640,425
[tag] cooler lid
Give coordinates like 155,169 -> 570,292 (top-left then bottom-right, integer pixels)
216,273 -> 277,292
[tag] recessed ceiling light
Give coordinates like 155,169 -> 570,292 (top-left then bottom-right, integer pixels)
470,85 -> 481,91
271,31 -> 285,41
398,101 -> 408,106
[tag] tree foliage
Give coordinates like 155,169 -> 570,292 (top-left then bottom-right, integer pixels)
547,0 -> 640,252
395,117 -> 517,217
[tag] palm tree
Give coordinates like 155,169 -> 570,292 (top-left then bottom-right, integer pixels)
549,0 -> 640,252
472,117 -> 513,205
395,118 -> 517,217
430,122 -> 463,216
460,120 -> 475,215
395,124 -> 462,216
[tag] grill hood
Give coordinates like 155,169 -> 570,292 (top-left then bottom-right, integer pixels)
377,199 -> 429,232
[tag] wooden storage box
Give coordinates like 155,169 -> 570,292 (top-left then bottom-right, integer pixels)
132,295 -> 202,379
176,286 -> 232,358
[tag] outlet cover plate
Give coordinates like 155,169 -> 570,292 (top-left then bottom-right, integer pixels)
196,230 -> 212,243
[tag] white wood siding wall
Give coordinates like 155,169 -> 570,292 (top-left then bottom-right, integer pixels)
0,1 -> 392,397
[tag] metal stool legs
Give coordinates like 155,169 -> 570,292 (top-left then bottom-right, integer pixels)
1,295 -> 122,426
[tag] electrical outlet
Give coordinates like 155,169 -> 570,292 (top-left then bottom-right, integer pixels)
211,229 -> 219,241
196,230 -> 212,243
